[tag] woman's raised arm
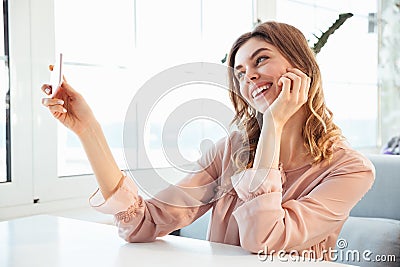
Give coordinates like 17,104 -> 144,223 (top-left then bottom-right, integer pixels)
41,80 -> 122,199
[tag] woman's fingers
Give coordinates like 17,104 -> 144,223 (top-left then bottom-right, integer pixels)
278,76 -> 291,100
281,72 -> 300,102
42,98 -> 64,107
48,105 -> 67,114
41,84 -> 52,95
285,68 -> 310,103
287,67 -> 307,78
42,97 -> 67,115
45,64 -> 71,95
42,97 -> 67,114
304,76 -> 311,99
282,72 -> 301,91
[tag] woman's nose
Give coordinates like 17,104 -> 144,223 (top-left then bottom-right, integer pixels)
244,68 -> 260,82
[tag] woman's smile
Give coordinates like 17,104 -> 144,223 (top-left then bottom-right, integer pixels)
251,82 -> 273,99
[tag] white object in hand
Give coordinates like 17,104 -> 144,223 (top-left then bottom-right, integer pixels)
50,53 -> 63,96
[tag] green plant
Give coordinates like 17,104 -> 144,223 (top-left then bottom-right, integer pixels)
312,13 -> 353,54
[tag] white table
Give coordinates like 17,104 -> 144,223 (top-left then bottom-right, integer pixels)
0,215 -> 352,267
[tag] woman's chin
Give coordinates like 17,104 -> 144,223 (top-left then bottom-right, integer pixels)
254,96 -> 276,114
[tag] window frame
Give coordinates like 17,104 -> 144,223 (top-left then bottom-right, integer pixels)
0,0 -> 33,208
3,0 -> 11,183
0,0 -> 97,216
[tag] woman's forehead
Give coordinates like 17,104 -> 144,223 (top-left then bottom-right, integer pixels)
234,38 -> 276,68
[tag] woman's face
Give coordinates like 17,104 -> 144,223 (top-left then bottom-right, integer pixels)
234,38 -> 292,113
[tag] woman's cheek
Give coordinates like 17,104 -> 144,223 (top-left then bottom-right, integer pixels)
239,86 -> 250,103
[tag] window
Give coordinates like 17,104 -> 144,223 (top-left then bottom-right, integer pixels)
0,0 -> 255,217
55,0 -> 254,175
276,0 -> 378,149
53,0 -> 135,176
0,0 -> 10,183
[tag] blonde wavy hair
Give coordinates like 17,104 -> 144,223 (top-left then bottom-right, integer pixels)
227,21 -> 344,171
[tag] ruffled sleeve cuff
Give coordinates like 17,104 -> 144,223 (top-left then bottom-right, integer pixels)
231,168 -> 282,201
89,174 -> 139,214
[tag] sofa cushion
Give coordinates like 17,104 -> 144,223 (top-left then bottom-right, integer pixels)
335,216 -> 400,266
351,154 -> 400,220
180,210 -> 211,240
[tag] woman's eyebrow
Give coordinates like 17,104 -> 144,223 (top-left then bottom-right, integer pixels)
235,47 -> 272,70
249,47 -> 271,60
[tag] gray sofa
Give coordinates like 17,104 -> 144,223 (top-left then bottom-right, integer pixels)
179,154 -> 400,267
337,154 -> 400,266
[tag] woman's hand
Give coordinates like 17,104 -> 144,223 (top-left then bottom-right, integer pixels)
266,67 -> 311,129
253,68 -> 310,170
41,75 -> 97,137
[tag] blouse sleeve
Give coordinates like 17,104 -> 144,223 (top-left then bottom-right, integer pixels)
88,136 -> 228,243
231,167 -> 283,201
231,155 -> 375,253
89,173 -> 140,215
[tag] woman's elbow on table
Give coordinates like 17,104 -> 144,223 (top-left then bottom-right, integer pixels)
116,217 -> 158,243
118,226 -> 158,243
239,235 -> 270,254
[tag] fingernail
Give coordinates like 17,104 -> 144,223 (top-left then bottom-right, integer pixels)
45,88 -> 50,94
57,100 -> 64,105
62,108 -> 67,113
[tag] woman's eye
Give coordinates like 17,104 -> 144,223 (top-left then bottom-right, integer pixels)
256,56 -> 268,65
236,71 -> 245,79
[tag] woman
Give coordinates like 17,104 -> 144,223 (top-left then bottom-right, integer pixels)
42,21 -> 374,261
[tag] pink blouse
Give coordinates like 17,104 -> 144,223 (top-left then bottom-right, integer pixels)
89,131 -> 374,260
